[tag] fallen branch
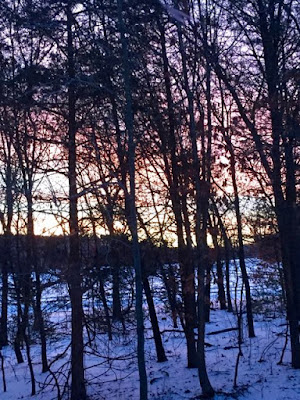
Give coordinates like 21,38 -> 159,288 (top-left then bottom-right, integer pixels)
160,329 -> 186,335
207,327 -> 238,336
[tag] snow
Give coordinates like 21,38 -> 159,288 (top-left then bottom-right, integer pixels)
1,258 -> 299,399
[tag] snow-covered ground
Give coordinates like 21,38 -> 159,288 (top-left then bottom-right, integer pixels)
1,258 -> 299,399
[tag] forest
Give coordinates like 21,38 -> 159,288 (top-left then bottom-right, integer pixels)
0,0 -> 299,399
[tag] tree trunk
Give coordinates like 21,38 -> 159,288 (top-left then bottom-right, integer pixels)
35,271 -> 48,372
22,196 -> 36,395
179,247 -> 198,368
13,273 -> 24,364
227,136 -> 255,338
276,206 -> 300,368
157,16 -> 198,369
26,190 -> 48,373
204,266 -> 212,323
117,0 -> 148,397
212,200 -> 233,312
176,13 -> 214,396
67,6 -> 86,400
14,328 -> 24,364
143,277 -> 167,362
216,256 -> 227,310
0,264 -> 8,347
224,238 -> 233,313
111,253 -> 123,323
1,167 -> 14,346
99,277 -> 113,341
161,266 -> 178,329
210,216 -> 226,311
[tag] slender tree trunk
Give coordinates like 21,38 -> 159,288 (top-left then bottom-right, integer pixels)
23,329 -> 36,396
178,246 -> 198,368
1,168 -> 14,347
227,137 -> 255,338
35,271 -> 48,372
215,249 -> 227,310
161,266 -> 178,329
0,237 -> 9,347
111,254 -> 123,322
91,224 -> 113,341
0,350 -> 6,392
0,264 -> 8,347
17,244 -> 36,396
143,277 -> 167,363
22,195 -> 36,395
14,329 -> 24,364
157,16 -> 197,369
176,13 -> 214,396
13,273 -> 24,364
98,278 -> 113,341
204,266 -> 212,323
211,179 -> 233,314
26,190 -> 48,373
224,237 -> 233,313
66,6 -> 86,400
210,216 -> 226,310
117,1 -> 147,397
